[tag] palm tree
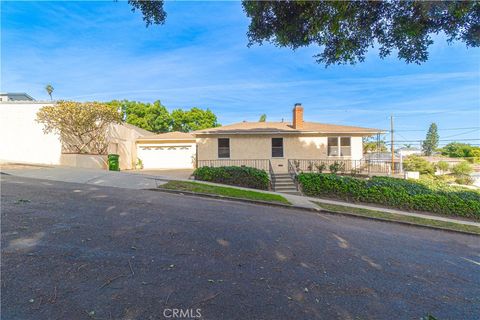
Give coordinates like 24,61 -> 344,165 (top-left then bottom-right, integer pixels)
45,84 -> 54,100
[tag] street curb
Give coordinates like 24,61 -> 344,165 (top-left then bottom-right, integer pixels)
148,188 -> 303,209
148,188 -> 479,236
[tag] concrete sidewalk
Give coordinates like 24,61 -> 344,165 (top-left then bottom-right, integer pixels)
2,164 -> 479,228
164,179 -> 480,228
302,196 -> 480,228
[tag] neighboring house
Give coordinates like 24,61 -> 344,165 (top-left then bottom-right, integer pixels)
0,92 -> 35,102
194,104 -> 383,173
0,95 -> 148,170
136,131 -> 196,169
364,152 -> 399,162
363,152 -> 402,173
396,147 -> 422,157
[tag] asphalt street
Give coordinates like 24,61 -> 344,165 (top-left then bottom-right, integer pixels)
1,174 -> 479,319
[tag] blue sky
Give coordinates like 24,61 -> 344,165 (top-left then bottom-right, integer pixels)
2,1 -> 479,147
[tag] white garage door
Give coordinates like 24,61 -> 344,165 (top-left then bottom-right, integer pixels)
137,144 -> 195,169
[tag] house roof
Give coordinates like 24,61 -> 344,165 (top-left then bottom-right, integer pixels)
137,131 -> 195,141
195,121 -> 383,135
0,92 -> 35,101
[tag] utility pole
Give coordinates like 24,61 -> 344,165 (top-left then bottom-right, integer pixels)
390,114 -> 394,173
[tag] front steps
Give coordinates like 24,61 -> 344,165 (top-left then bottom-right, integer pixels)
272,173 -> 301,195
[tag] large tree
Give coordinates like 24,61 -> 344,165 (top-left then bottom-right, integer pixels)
110,100 -> 172,133
36,101 -> 122,154
422,123 -> 439,156
128,0 -> 166,27
171,107 -> 219,132
441,142 -> 480,159
108,100 -> 220,133
128,1 -> 479,66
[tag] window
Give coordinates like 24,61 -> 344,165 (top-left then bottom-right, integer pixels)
327,137 -> 338,156
328,137 -> 351,156
218,138 -> 230,158
272,138 -> 284,158
340,137 -> 351,156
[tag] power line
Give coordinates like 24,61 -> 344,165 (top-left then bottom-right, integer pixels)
442,129 -> 480,139
385,138 -> 480,144
389,108 -> 477,117
396,132 -> 410,141
395,127 -> 480,132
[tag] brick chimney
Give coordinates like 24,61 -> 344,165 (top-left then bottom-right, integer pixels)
292,103 -> 303,129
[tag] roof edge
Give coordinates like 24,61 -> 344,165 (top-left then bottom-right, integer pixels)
194,130 -> 385,135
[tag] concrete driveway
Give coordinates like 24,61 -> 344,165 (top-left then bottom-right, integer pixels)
1,164 -> 193,187
1,164 -> 165,189
1,175 -> 479,319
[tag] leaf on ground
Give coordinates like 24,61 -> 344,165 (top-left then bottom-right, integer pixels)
15,199 -> 31,204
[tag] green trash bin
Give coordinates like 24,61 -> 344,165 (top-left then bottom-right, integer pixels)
108,154 -> 120,171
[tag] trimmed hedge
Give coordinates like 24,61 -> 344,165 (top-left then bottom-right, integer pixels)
298,173 -> 480,219
194,166 -> 270,190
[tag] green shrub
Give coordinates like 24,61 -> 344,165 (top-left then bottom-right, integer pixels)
455,175 -> 474,185
420,174 -> 454,184
315,163 -> 326,173
435,161 -> 449,173
451,162 -> 474,185
329,161 -> 345,174
403,155 -> 435,174
298,173 -> 480,219
441,142 -> 480,158
470,149 -> 480,163
193,166 -> 270,190
452,161 -> 473,176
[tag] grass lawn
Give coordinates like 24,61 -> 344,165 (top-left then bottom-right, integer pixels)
315,202 -> 480,235
161,181 -> 291,205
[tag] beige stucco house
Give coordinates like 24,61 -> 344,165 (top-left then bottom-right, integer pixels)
0,94 -> 383,174
195,104 -> 382,173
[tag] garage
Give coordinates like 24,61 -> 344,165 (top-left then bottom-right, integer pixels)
136,132 -> 196,169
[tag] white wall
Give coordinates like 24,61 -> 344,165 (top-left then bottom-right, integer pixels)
0,102 -> 62,165
0,102 -> 144,169
60,154 -> 108,169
